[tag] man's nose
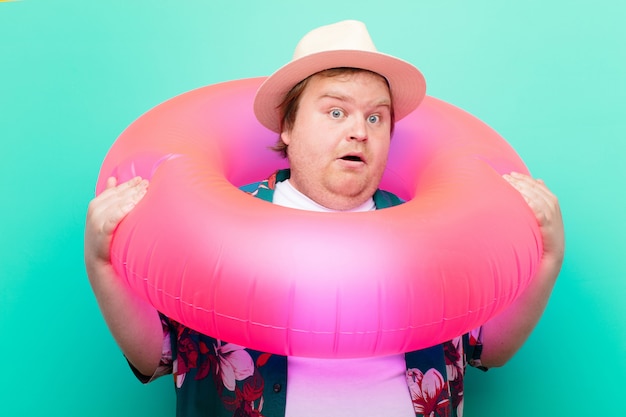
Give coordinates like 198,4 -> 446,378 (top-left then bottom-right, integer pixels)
348,116 -> 368,141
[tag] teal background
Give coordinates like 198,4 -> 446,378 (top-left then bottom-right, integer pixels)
1,0 -> 624,415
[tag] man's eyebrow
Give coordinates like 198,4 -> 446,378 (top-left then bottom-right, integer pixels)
317,92 -> 391,108
317,92 -> 351,102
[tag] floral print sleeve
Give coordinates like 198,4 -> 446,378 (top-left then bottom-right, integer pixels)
165,317 -> 288,417
405,326 -> 486,417
467,326 -> 487,371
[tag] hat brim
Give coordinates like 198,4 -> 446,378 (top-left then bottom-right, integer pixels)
254,50 -> 426,133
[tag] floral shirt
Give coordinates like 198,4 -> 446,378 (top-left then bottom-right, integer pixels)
131,170 -> 486,417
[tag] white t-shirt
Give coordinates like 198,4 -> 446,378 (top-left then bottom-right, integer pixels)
273,180 -> 415,417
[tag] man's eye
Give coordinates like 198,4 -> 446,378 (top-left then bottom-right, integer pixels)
330,109 -> 344,119
368,114 -> 380,124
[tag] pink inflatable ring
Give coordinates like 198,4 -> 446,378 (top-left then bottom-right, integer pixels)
96,77 -> 542,358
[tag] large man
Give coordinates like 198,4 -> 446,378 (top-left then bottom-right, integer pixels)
85,20 -> 564,417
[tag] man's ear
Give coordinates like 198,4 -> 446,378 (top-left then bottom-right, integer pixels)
280,130 -> 292,145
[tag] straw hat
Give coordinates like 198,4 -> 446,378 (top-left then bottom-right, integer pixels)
253,20 -> 426,133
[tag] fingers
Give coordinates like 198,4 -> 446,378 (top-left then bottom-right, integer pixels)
502,172 -> 557,225
93,177 -> 149,230
85,177 -> 149,262
87,177 -> 149,226
503,172 -> 565,259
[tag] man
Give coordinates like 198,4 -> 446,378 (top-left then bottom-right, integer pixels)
85,20 -> 564,417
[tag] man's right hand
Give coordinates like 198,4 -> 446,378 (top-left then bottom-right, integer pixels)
85,176 -> 149,268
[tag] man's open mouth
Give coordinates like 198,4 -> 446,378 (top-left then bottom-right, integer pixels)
340,155 -> 364,162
